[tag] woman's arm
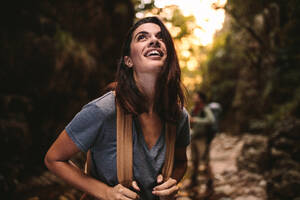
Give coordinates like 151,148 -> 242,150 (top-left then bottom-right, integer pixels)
44,129 -> 139,200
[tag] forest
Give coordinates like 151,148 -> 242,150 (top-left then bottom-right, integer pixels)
0,0 -> 299,199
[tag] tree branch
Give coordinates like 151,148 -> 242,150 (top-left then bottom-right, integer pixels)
222,5 -> 265,48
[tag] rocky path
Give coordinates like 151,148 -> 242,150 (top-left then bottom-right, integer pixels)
209,134 -> 267,200
177,133 -> 268,200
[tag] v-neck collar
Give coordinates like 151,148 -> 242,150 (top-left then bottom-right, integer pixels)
133,117 -> 165,153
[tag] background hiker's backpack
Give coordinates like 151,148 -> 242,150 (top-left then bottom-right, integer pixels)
208,102 -> 222,133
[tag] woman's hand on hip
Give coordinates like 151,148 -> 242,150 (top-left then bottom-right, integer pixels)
152,174 -> 179,200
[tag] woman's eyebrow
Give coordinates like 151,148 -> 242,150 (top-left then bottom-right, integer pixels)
156,31 -> 162,36
134,30 -> 162,40
134,31 -> 149,39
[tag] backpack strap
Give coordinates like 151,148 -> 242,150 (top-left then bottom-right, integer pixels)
116,104 -> 176,184
162,123 -> 176,180
116,103 -> 133,188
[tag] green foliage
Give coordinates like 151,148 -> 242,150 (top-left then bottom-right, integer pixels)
201,0 -> 300,132
201,32 -> 241,115
54,28 -> 95,71
267,86 -> 300,124
0,0 -> 135,196
226,0 -> 267,28
170,9 -> 195,39
133,0 -> 156,13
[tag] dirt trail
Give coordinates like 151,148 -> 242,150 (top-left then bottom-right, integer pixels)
177,133 -> 267,200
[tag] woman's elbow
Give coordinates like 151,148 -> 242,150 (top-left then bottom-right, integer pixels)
44,150 -> 57,171
44,152 -> 51,169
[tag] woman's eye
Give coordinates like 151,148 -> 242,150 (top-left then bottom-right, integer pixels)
157,33 -> 163,40
137,34 -> 146,41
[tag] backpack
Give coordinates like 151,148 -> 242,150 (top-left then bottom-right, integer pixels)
208,102 -> 222,133
80,102 -> 176,199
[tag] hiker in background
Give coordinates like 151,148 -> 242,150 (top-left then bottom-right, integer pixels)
44,16 -> 190,200
189,91 -> 215,186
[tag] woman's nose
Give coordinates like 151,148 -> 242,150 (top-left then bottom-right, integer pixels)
149,37 -> 160,47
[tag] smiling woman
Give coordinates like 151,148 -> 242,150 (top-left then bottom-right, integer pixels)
116,17 -> 184,121
44,16 -> 190,200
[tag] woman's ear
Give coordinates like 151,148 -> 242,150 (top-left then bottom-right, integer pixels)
124,56 -> 133,68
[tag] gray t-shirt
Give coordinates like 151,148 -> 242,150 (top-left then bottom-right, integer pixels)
66,91 -> 190,200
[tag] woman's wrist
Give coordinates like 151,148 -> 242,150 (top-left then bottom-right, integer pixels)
84,178 -> 111,200
103,184 -> 112,200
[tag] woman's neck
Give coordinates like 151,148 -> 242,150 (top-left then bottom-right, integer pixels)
134,72 -> 157,113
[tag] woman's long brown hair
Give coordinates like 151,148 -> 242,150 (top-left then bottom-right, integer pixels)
115,16 -> 185,123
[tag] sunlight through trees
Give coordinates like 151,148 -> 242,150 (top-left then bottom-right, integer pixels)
133,0 -> 227,91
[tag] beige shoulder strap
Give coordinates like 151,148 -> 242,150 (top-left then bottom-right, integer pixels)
116,103 -> 133,188
162,123 -> 176,180
116,104 -> 177,184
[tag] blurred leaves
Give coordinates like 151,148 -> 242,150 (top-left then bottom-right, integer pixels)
0,0 -> 134,197
200,0 -> 300,131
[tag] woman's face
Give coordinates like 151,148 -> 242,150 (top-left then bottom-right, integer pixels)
125,23 -> 167,75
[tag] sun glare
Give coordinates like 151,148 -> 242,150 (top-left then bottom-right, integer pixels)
144,0 -> 227,46
136,0 -> 227,90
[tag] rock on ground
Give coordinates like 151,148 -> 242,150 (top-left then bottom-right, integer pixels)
209,133 -> 268,200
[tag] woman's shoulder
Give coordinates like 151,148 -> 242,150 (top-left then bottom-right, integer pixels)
181,107 -> 189,120
83,91 -> 116,115
176,107 -> 189,127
